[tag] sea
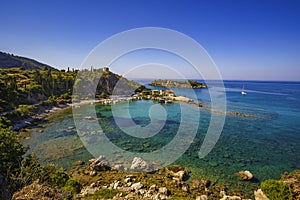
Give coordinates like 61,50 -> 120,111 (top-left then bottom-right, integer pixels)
23,80 -> 300,194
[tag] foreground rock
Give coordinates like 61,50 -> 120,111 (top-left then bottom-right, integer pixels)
282,170 -> 300,199
254,189 -> 269,200
12,180 -> 66,200
68,163 -> 253,199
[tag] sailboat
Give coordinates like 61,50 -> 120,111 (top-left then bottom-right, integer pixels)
241,85 -> 247,95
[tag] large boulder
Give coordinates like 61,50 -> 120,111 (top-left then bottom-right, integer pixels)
131,182 -> 143,191
130,157 -> 153,172
165,165 -> 189,181
254,189 -> 269,200
235,170 -> 253,181
89,155 -> 110,171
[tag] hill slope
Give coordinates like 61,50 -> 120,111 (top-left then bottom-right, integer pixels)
0,51 -> 56,70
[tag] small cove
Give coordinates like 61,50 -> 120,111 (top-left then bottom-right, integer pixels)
22,80 -> 300,195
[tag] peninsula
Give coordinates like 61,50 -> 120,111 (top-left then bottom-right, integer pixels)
149,79 -> 208,89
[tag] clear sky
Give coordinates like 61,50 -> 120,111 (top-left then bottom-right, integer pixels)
0,0 -> 300,81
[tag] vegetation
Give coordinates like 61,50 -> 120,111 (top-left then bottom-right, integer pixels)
62,178 -> 82,194
0,120 -> 26,179
84,189 -> 127,199
0,68 -> 76,114
261,180 -> 292,200
0,116 -> 82,198
0,67 -> 144,123
0,51 -> 56,70
49,169 -> 70,187
149,79 -> 208,88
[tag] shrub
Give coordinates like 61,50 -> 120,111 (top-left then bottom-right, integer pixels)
49,169 -> 70,187
39,99 -> 56,107
62,179 -> 82,194
17,104 -> 38,117
0,127 -> 26,178
261,180 -> 292,200
98,92 -> 109,99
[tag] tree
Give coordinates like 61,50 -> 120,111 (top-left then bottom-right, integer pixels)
0,125 -> 27,178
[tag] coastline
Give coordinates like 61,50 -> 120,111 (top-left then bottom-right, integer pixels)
12,99 -> 98,131
12,96 -> 300,199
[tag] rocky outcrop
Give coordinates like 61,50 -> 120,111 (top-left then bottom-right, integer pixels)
89,155 -> 110,172
12,180 -> 66,200
282,170 -> 300,199
78,177 -> 171,200
220,190 -> 248,200
235,170 -> 254,181
165,165 -> 188,181
130,157 -> 153,172
69,163 -> 257,199
254,189 -> 269,200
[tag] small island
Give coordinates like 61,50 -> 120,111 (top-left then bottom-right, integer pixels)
149,79 -> 208,89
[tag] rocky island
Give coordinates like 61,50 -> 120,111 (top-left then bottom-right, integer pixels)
149,79 -> 208,89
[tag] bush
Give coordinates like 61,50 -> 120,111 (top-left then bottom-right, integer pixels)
62,179 -> 82,194
17,104 -> 38,118
98,92 -> 109,99
49,169 -> 70,187
0,126 -> 26,178
40,99 -> 56,107
261,180 -> 292,200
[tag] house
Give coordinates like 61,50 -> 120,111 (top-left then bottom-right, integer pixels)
165,90 -> 175,97
160,89 -> 175,97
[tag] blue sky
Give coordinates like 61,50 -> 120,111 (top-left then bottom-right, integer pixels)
0,0 -> 300,80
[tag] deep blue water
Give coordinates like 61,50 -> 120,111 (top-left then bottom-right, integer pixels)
23,80 -> 300,193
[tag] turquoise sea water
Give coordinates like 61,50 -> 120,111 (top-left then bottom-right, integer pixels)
23,80 -> 300,193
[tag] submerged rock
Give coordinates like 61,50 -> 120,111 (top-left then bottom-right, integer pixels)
166,165 -> 189,181
191,178 -> 211,190
73,160 -> 85,166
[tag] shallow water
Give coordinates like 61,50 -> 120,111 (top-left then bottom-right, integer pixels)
23,80 -> 300,194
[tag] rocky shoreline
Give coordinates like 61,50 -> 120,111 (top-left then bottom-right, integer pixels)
9,99 -> 293,200
12,155 -> 300,200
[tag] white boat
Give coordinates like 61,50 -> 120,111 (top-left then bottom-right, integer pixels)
241,85 -> 247,95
